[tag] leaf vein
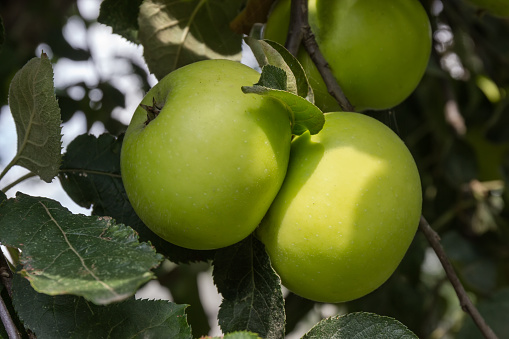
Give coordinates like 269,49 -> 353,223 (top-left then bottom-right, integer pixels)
38,200 -> 121,299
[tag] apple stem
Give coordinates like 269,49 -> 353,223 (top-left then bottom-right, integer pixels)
140,97 -> 162,125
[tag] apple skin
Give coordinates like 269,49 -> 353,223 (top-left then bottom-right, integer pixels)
464,0 -> 509,16
121,59 -> 292,250
257,112 -> 422,303
264,0 -> 432,112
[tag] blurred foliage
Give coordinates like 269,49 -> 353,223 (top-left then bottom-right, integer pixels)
1,0 -> 509,337
0,0 -> 152,135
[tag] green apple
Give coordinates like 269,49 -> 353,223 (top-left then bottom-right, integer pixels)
264,0 -> 432,112
121,59 -> 292,250
464,0 -> 509,17
257,112 -> 422,303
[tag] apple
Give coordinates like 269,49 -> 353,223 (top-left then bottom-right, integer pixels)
121,59 -> 292,250
264,0 -> 432,112
257,112 -> 422,303
464,0 -> 509,17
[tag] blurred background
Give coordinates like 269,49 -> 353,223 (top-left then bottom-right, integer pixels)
1,0 -> 509,338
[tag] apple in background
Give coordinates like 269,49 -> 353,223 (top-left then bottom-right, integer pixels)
264,0 -> 432,112
121,59 -> 292,250
258,112 -> 422,303
464,0 -> 509,17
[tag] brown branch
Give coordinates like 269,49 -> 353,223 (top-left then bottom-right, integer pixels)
289,0 -> 354,112
0,296 -> 21,339
0,251 -> 14,298
419,216 -> 499,339
285,0 -> 305,56
0,250 -> 21,339
301,27 -> 354,112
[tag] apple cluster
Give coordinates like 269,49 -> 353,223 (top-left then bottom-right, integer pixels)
121,0 -> 428,303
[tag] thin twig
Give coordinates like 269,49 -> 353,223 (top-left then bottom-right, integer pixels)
0,251 -> 14,298
0,251 -> 20,339
285,0 -> 305,56
419,216 -> 499,339
290,0 -> 354,112
301,27 -> 354,112
0,296 -> 21,339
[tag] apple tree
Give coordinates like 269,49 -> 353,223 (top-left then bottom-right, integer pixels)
1,0 -> 509,338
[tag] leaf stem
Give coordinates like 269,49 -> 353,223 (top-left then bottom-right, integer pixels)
1,172 -> 37,194
0,155 -> 20,184
419,216 -> 499,339
1,166 -> 123,194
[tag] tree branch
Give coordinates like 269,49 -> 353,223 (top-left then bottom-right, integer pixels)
288,0 -> 354,112
285,0 -> 305,56
0,251 -> 14,298
0,295 -> 21,339
0,250 -> 20,339
419,216 -> 499,339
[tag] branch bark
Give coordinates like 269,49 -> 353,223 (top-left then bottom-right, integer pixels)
419,216 -> 499,339
0,251 -> 14,298
0,296 -> 21,339
0,250 -> 21,339
285,0 -> 305,56
286,0 -> 354,112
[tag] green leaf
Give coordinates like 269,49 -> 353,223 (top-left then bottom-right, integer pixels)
59,133 -> 216,264
213,235 -> 285,339
98,0 -> 143,42
138,0 -> 245,80
5,53 -> 62,183
256,65 -> 287,91
59,133 -> 125,215
457,288 -> 509,339
73,299 -> 192,338
242,84 -> 324,135
220,332 -> 262,339
245,37 -> 313,100
302,312 -> 418,339
0,192 -> 163,305
11,274 -> 96,339
11,274 -> 192,339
